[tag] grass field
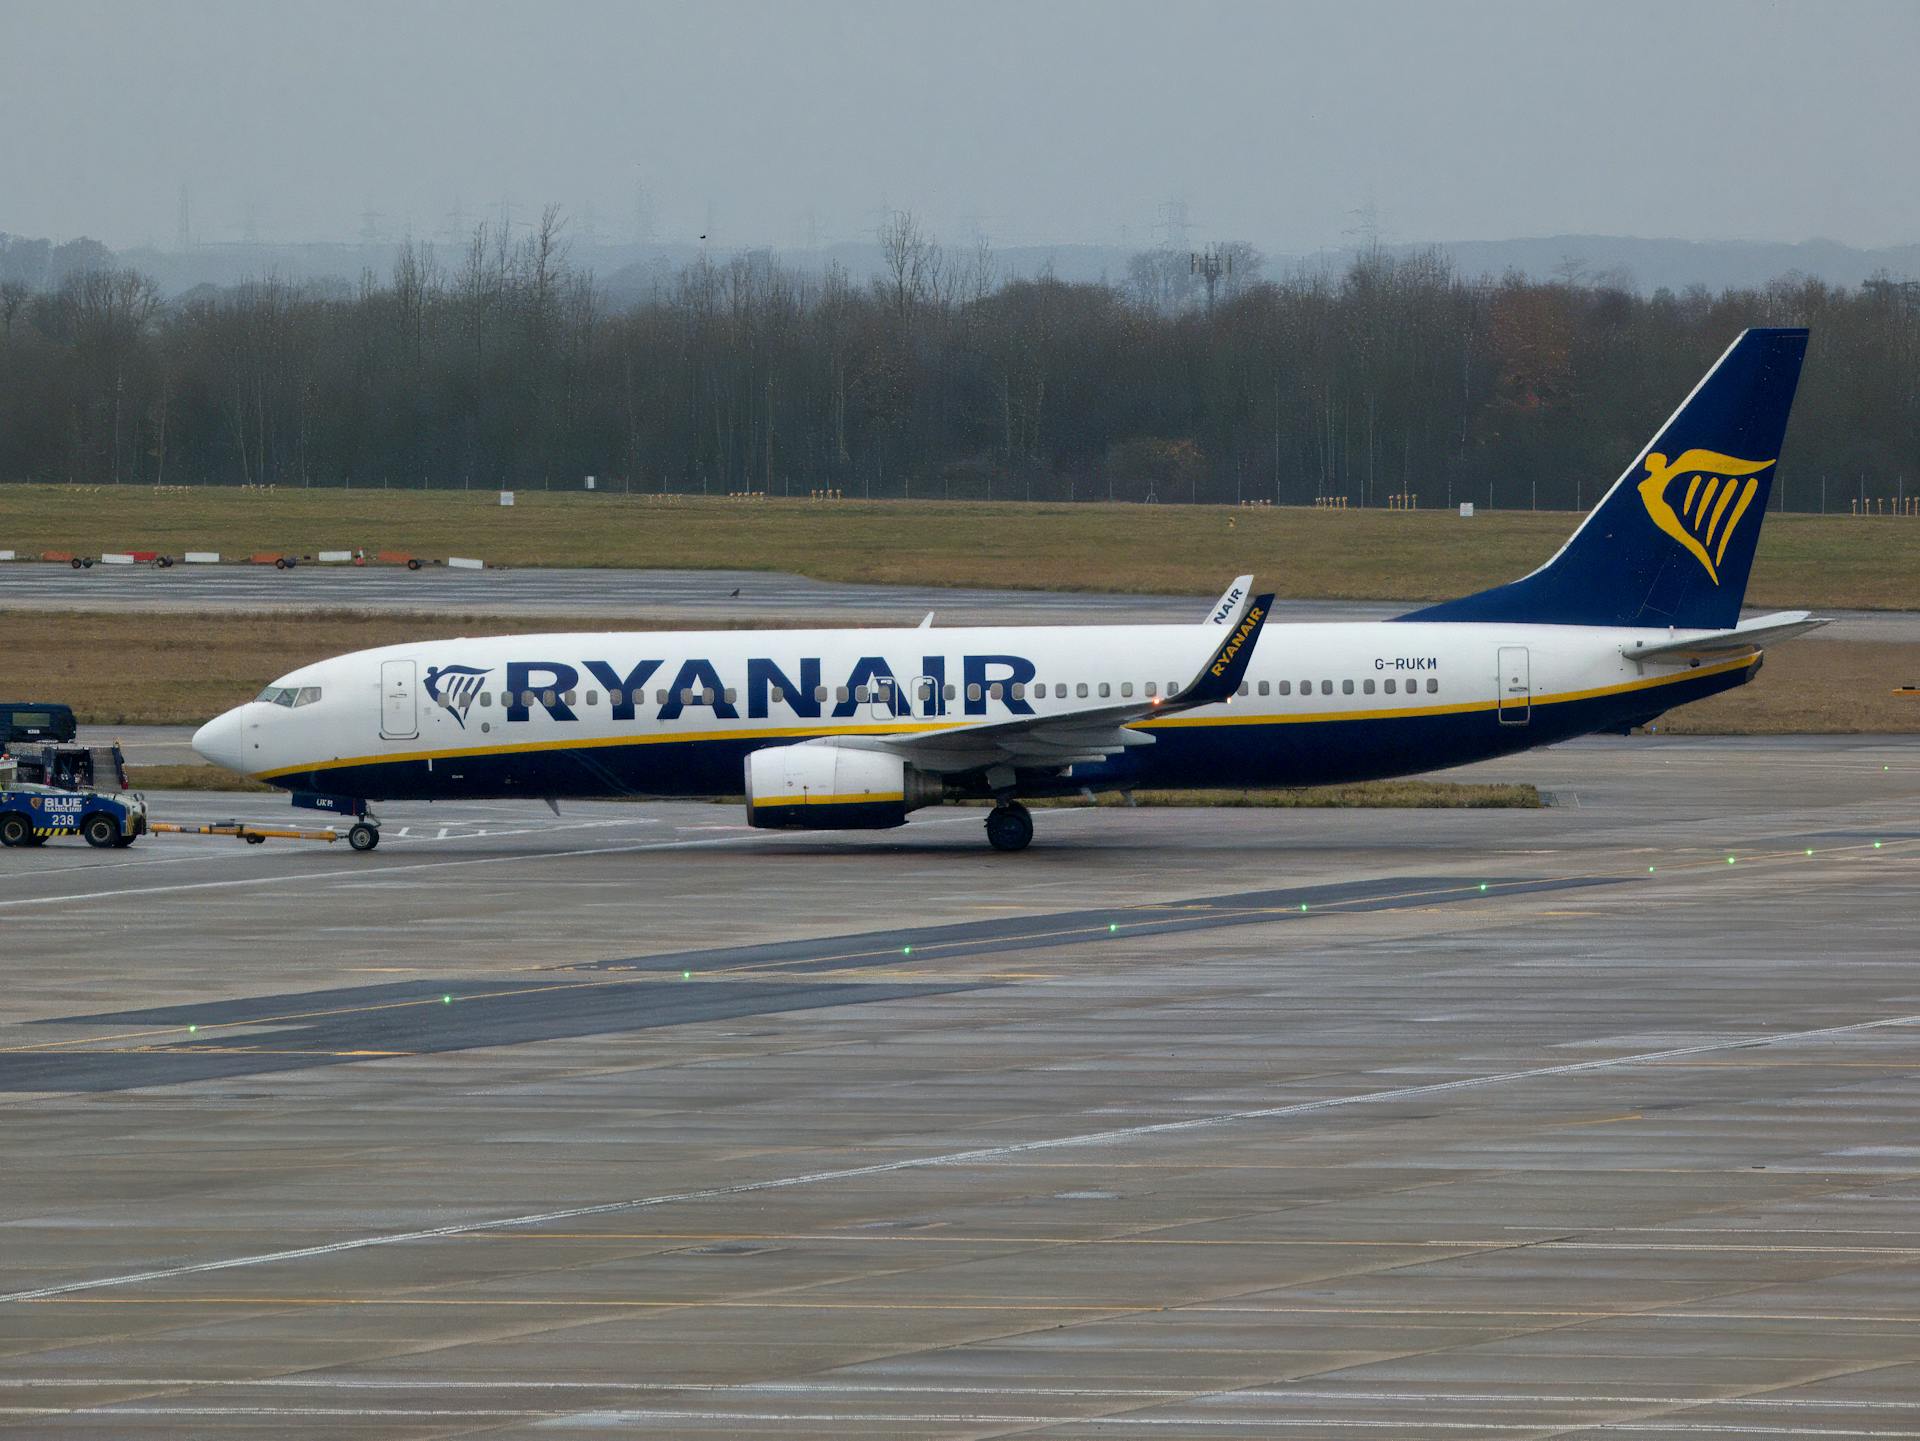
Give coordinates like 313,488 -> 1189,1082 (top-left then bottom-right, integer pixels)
4,485 -> 1918,609
11,609 -> 1915,733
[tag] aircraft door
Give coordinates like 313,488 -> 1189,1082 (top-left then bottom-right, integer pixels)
1496,645 -> 1531,725
381,659 -> 419,739
868,676 -> 902,722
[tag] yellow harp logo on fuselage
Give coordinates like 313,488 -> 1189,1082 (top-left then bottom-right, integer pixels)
1637,449 -> 1774,585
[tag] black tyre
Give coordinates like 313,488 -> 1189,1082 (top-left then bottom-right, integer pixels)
112,832 -> 137,848
406,557 -> 422,571
69,556 -> 83,569
0,814 -> 28,847
348,822 -> 380,852
985,802 -> 1034,853
82,813 -> 120,848
273,556 -> 289,569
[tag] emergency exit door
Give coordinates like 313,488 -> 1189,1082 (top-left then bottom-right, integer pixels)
381,659 -> 418,739
1496,645 -> 1531,725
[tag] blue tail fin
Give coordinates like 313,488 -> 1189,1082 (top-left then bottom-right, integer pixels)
1400,327 -> 1808,630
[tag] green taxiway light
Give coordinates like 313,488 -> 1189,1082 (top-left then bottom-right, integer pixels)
1478,883 -> 1488,892
1806,848 -> 1815,856
682,970 -> 692,979
902,946 -> 912,955
1875,841 -> 1884,849
1108,923 -> 1118,932
187,1024 -> 197,1034
442,995 -> 452,1004
1299,903 -> 1308,912
1647,865 -> 1656,873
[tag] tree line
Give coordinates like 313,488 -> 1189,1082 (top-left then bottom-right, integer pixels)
1,210 -> 1915,510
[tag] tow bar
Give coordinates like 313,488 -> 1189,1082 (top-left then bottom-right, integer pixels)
150,821 -> 341,846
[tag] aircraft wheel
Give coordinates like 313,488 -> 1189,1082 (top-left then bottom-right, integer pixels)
82,813 -> 121,848
348,822 -> 380,852
0,814 -> 28,847
985,802 -> 1034,853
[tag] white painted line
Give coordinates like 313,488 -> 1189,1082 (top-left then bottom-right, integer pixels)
446,555 -> 484,569
98,552 -> 135,565
316,550 -> 355,563
183,551 -> 220,564
0,549 -> 14,561
3,1005 -> 1915,1306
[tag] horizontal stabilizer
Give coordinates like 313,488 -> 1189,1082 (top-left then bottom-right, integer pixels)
1621,610 -> 1828,663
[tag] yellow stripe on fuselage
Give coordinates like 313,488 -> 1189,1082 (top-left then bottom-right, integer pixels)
253,653 -> 1759,781
750,790 -> 905,807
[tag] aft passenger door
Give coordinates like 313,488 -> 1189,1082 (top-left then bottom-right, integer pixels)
381,659 -> 419,740
1496,645 -> 1530,725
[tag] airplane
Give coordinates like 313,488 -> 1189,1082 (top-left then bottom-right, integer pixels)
192,327 -> 1822,854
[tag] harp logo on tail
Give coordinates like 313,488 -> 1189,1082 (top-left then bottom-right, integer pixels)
1637,449 -> 1774,585
423,664 -> 489,728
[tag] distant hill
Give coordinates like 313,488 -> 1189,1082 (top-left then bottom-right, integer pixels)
6,229 -> 1916,299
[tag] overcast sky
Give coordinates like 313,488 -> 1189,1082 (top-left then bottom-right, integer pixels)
4,0 -> 1916,253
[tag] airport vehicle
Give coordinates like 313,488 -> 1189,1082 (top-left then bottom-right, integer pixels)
0,751 -> 147,848
193,328 -> 1822,853
1,702 -> 78,744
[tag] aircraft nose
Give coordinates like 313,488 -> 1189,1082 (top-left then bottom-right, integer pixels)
191,708 -> 248,772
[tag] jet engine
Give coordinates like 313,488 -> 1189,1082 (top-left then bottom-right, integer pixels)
744,742 -> 944,830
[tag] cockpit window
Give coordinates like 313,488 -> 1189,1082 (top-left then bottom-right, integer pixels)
254,685 -> 322,708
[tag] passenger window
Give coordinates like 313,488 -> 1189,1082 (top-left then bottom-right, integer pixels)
610,689 -> 623,705
1342,680 -> 1354,695
680,688 -> 693,704
966,683 -> 981,702
1277,680 -> 1290,696
814,685 -> 828,702
770,686 -> 785,703
1145,681 -> 1157,697
1076,682 -> 1088,698
1363,679 -> 1375,695
521,690 -> 535,707
1320,680 -> 1332,695
1383,678 -> 1395,694
854,685 -> 870,703
1120,682 -> 1133,698
1257,680 -> 1269,696
916,681 -> 931,702
561,690 -> 574,706
724,688 -> 737,705
1237,682 -> 1249,697
944,683 -> 957,700
655,688 -> 668,704
989,682 -> 1003,700
1427,677 -> 1439,693
479,692 -> 492,707
585,690 -> 598,706
835,686 -> 849,703
1012,683 -> 1026,700
1098,682 -> 1111,698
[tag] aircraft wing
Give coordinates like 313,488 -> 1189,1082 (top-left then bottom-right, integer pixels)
1621,610 -> 1828,664
855,589 -> 1274,775
1204,574 -> 1255,625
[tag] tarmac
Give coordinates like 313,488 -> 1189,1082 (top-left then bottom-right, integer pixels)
3,734 -> 1920,1436
3,561 -> 1916,638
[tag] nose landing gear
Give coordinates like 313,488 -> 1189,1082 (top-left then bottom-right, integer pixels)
985,801 -> 1034,853
347,821 -> 381,852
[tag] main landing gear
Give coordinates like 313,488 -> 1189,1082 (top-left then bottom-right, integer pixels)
984,801 -> 1034,853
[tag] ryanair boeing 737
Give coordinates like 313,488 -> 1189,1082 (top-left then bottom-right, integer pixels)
192,328 -> 1822,853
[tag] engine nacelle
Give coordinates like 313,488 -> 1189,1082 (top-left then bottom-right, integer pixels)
745,743 -> 942,830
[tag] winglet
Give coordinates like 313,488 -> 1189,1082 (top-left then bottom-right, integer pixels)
1177,592 -> 1272,707
1205,575 -> 1255,626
